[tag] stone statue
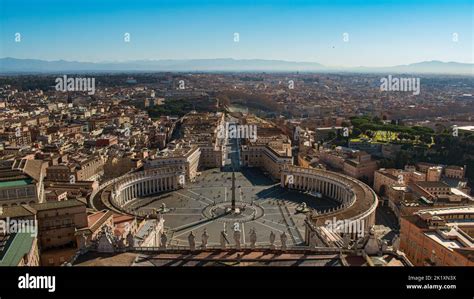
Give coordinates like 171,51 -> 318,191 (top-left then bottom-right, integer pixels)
233,229 -> 241,249
117,237 -> 126,250
269,231 -> 276,249
392,235 -> 400,252
381,240 -> 388,253
309,231 -> 323,248
126,231 -> 135,248
249,228 -> 257,249
79,233 -> 88,250
280,232 -> 288,250
97,226 -> 115,253
160,232 -> 168,249
220,230 -> 228,249
343,233 -> 351,249
188,231 -> 196,250
201,229 -> 209,249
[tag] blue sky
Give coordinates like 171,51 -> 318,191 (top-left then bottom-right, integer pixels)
0,0 -> 472,66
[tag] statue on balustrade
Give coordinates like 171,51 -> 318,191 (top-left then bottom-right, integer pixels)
280,232 -> 287,250
269,231 -> 276,249
160,232 -> 168,249
127,231 -> 135,248
233,229 -> 241,249
188,231 -> 196,250
201,229 -> 209,249
249,228 -> 257,249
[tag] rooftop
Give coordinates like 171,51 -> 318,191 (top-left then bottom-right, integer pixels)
0,230 -> 35,266
0,199 -> 87,219
0,179 -> 32,188
416,181 -> 450,188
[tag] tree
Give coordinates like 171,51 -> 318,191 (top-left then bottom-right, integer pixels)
365,130 -> 375,138
326,132 -> 336,141
419,134 -> 432,144
394,150 -> 410,169
341,121 -> 351,128
351,127 -> 362,137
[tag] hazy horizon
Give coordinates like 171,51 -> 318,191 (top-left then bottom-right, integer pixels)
1,56 -> 472,67
1,57 -> 473,75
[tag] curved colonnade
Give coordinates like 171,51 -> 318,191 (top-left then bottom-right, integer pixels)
108,167 -> 185,212
281,165 -> 378,232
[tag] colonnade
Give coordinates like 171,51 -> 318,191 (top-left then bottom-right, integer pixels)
281,166 -> 379,239
281,171 -> 355,206
110,168 -> 185,207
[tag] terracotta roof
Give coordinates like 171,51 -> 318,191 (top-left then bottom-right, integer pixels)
453,248 -> 474,261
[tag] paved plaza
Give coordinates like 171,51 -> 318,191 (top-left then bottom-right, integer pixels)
126,167 -> 339,247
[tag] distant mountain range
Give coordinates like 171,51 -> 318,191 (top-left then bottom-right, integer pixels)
1,57 -> 472,75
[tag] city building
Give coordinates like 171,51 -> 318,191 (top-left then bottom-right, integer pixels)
0,159 -> 47,207
1,199 -> 88,266
400,207 -> 474,266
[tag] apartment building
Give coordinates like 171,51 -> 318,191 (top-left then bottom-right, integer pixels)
400,208 -> 474,266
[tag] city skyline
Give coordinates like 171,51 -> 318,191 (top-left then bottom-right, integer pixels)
1,0 -> 473,67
